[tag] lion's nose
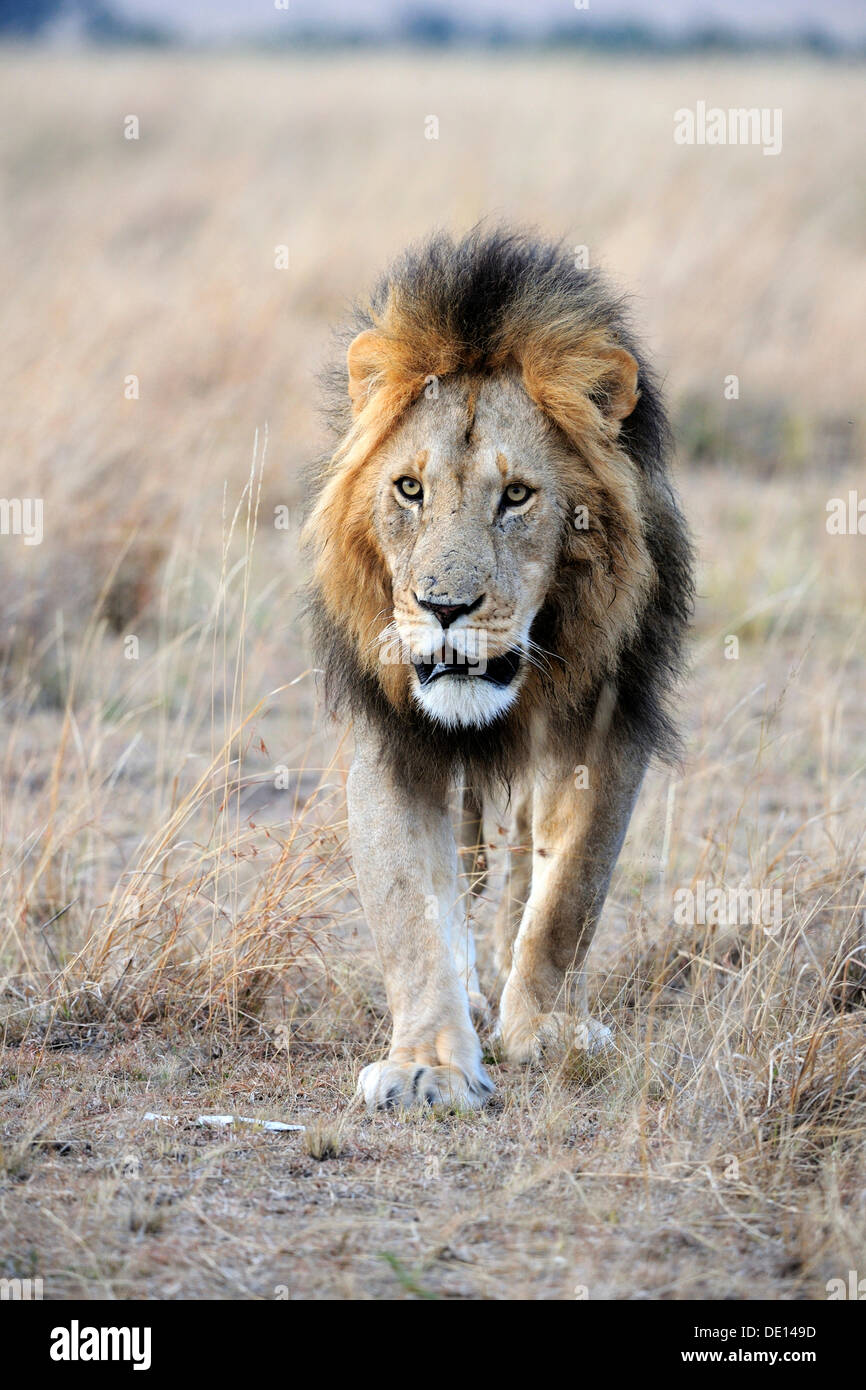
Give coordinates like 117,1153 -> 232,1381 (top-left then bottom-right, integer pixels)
415,593 -> 485,629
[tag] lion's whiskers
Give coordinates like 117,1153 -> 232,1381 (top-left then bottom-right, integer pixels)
523,637 -> 565,679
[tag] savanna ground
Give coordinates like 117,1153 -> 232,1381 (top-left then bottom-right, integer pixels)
0,50 -> 864,1300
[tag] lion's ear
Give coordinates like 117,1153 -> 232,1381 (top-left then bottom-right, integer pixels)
598,346 -> 639,422
346,329 -> 388,413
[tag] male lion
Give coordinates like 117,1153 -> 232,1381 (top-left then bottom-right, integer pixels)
306,229 -> 693,1111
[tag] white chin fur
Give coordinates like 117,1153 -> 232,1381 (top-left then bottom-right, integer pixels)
412,675 -> 520,728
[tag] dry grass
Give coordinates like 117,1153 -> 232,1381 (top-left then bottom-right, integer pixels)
1,49 -> 865,1300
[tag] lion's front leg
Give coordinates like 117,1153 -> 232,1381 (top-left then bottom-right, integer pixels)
498,697 -> 646,1064
348,727 -> 493,1112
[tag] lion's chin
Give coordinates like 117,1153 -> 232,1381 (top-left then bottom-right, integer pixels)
411,672 -> 521,729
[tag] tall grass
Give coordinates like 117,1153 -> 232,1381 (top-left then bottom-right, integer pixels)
0,437 -> 350,1045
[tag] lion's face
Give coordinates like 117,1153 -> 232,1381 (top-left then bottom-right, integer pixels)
372,373 -> 567,728
308,277 -> 653,746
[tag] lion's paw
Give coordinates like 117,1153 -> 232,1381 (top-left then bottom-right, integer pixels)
499,1012 -> 614,1065
357,1058 -> 494,1112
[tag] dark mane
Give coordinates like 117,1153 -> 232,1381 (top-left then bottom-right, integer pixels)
320,226 -> 671,474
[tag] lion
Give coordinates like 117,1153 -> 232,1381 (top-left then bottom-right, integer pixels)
305,228 -> 693,1111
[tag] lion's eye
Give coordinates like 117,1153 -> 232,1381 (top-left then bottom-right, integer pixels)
501,483 -> 532,509
395,476 -> 423,502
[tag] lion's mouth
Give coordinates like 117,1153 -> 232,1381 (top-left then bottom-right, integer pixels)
413,647 -> 522,690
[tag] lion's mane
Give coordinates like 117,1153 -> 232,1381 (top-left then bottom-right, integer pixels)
305,227 -> 693,793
